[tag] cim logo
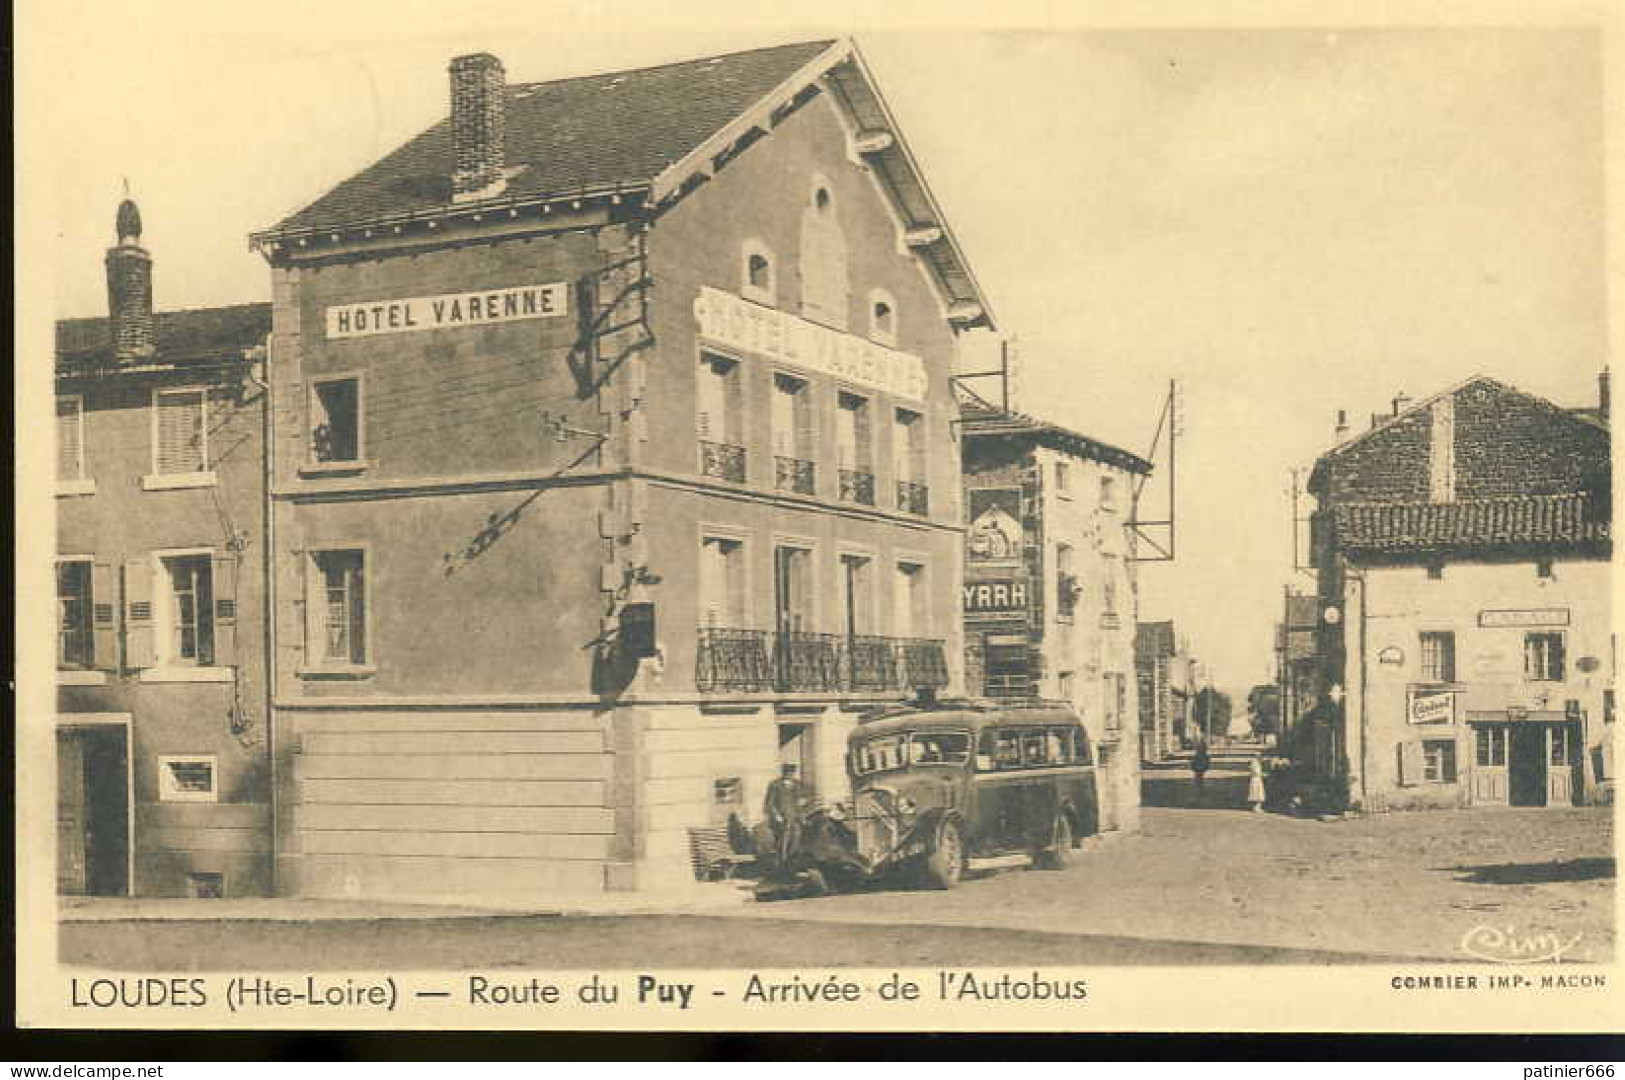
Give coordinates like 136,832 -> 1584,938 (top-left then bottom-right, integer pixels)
963,579 -> 1029,615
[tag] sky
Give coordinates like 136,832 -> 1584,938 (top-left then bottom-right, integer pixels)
24,4 -> 1614,703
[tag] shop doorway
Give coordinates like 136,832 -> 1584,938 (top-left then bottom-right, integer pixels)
57,725 -> 130,896
778,722 -> 817,801
1508,725 -> 1548,807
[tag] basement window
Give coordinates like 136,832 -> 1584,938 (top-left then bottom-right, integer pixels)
158,756 -> 218,803
187,872 -> 225,899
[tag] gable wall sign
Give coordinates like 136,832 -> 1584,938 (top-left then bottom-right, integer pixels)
326,283 -> 569,339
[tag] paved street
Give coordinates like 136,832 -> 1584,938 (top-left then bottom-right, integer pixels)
62,773 -> 1613,970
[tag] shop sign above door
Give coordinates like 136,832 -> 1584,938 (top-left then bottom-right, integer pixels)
1478,608 -> 1570,628
694,286 -> 927,401
326,283 -> 569,339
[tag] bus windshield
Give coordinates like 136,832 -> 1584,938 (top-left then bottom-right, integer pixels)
853,731 -> 971,775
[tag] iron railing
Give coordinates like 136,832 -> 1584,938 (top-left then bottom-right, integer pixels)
838,468 -> 876,506
699,441 -> 747,483
775,456 -> 817,496
896,480 -> 930,516
696,627 -> 949,694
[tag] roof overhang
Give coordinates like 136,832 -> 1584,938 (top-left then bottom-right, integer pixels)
650,37 -> 996,332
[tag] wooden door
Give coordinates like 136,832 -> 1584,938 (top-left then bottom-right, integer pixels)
1546,723 -> 1579,807
57,731 -> 88,895
1509,725 -> 1548,807
1471,724 -> 1509,805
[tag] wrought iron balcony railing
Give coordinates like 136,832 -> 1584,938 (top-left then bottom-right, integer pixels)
699,441 -> 747,483
696,628 -> 949,695
896,480 -> 930,516
774,456 -> 817,496
838,468 -> 876,506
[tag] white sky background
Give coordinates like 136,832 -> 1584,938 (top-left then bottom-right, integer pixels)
31,3 -> 1612,704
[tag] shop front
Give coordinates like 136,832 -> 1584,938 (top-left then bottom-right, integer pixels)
1467,712 -> 1584,807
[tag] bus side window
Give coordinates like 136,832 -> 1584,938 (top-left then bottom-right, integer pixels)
1074,728 -> 1094,766
1047,728 -> 1069,764
1022,729 -> 1049,767
987,728 -> 1022,770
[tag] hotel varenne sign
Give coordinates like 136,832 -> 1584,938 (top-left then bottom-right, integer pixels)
326,283 -> 569,339
694,286 -> 929,401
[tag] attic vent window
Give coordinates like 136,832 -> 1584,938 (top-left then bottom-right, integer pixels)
814,187 -> 832,212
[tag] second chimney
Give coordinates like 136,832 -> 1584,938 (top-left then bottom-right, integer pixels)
1334,409 -> 1349,441
450,52 -> 506,200
1600,368 -> 1610,421
105,197 -> 155,363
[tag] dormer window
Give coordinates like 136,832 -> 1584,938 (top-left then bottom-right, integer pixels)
741,241 -> 775,306
869,290 -> 897,346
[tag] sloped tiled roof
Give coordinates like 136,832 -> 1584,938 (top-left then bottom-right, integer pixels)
268,41 -> 836,236
56,302 -> 271,369
959,399 -> 1153,475
1331,493 -> 1609,552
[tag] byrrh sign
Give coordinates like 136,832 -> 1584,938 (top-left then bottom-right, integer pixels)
694,286 -> 928,401
326,283 -> 569,340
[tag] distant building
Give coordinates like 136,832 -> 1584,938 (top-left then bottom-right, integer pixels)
1308,375 -> 1612,810
55,197 -> 272,897
249,40 -> 992,898
1275,590 -> 1320,738
959,400 -> 1152,832
1135,621 -> 1194,761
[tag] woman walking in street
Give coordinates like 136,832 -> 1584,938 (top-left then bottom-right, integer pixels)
1246,756 -> 1266,813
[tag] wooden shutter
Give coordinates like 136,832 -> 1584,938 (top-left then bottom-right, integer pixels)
124,558 -> 155,669
91,562 -> 117,670
795,385 -> 817,461
156,391 -> 205,473
1397,740 -> 1423,787
211,553 -> 238,667
57,397 -> 82,481
722,362 -> 743,446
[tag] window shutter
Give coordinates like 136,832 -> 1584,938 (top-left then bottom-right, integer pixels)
1397,740 -> 1423,787
723,365 -> 744,446
57,398 -> 82,481
211,553 -> 239,667
157,392 -> 206,474
123,558 -> 155,669
91,562 -> 117,670
795,390 -> 817,461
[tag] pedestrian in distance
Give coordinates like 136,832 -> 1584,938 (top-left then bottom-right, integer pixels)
1247,756 -> 1266,813
763,763 -> 807,872
1191,741 -> 1211,801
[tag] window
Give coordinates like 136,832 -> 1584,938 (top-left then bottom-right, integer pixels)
894,561 -> 927,638
1525,632 -> 1566,681
981,729 -> 1023,770
57,396 -> 85,481
800,178 -> 849,329
1103,672 -> 1127,732
699,536 -> 747,627
1057,670 -> 1075,701
838,553 -> 875,638
1422,739 -> 1457,783
1420,631 -> 1457,683
741,241 -> 775,306
771,373 -> 816,493
311,377 -> 361,464
713,776 -> 743,806
773,545 -> 814,635
154,389 -> 207,475
697,353 -> 745,481
894,409 -> 927,513
158,756 -> 217,803
836,392 -> 873,504
311,550 -> 367,666
1426,561 -> 1444,580
1476,725 -> 1507,767
1054,461 -> 1071,498
1056,543 -> 1076,619
57,561 -> 94,669
1100,474 -> 1118,511
1551,726 -> 1578,767
1103,556 -> 1119,614
869,290 -> 897,346
163,554 -> 215,666
982,634 -> 1030,697
1537,559 -> 1555,580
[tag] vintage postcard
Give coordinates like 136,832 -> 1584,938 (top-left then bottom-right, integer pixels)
15,0 -> 1624,1034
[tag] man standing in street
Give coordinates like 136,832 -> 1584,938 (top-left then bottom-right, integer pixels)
764,763 -> 807,871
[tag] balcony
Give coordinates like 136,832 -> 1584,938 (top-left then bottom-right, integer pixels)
838,468 -> 876,507
699,441 -> 746,483
696,628 -> 949,695
774,456 -> 817,496
896,480 -> 930,516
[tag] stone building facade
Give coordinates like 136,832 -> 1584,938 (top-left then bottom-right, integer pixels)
249,40 -> 994,898
960,403 -> 1150,832
55,198 -> 273,897
1308,375 -> 1613,810
1135,620 -> 1194,763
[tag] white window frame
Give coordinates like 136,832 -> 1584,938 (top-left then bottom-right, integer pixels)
57,394 -> 96,496
300,543 -> 375,678
892,554 -> 931,639
835,388 -> 872,474
1524,631 -> 1566,682
1100,472 -> 1118,511
1054,460 -> 1072,500
157,755 -> 218,803
771,534 -> 822,633
301,371 -> 368,476
140,547 -> 234,683
143,386 -> 217,490
55,555 -> 103,683
1421,739 -> 1456,784
741,239 -> 776,307
698,524 -> 753,629
835,544 -> 882,639
1419,629 -> 1457,683
868,288 -> 898,347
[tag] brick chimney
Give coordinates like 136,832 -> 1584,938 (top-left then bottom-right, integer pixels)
105,196 -> 155,363
1392,392 -> 1411,416
1333,409 -> 1349,441
449,52 -> 506,201
1600,367 -> 1610,420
